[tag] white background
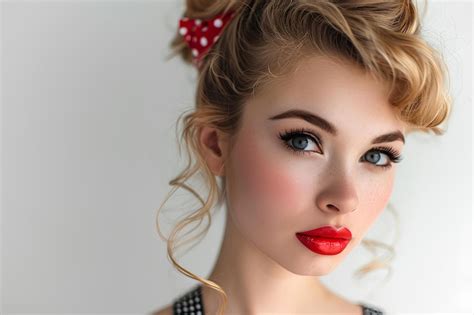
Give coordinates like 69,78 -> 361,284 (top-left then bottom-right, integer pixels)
1,0 -> 472,314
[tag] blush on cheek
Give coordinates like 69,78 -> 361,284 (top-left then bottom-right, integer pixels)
364,176 -> 395,223
377,175 -> 394,205
229,130 -> 305,220
378,181 -> 394,214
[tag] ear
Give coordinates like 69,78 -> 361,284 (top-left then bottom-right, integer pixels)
198,125 -> 229,177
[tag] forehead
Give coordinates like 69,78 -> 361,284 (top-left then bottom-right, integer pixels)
246,55 -> 405,134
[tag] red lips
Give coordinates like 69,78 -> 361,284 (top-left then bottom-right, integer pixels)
296,225 -> 352,240
295,225 -> 352,255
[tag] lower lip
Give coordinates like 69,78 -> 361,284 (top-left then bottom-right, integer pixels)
296,233 -> 350,255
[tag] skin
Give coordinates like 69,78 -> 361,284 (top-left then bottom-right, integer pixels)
154,55 -> 406,315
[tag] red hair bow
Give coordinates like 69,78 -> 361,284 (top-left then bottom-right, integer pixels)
178,10 -> 236,67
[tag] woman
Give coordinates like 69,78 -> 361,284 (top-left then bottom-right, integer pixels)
154,0 -> 451,314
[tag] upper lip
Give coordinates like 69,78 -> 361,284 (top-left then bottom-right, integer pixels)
296,225 -> 352,240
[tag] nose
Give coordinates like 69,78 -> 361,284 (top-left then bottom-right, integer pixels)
316,176 -> 359,214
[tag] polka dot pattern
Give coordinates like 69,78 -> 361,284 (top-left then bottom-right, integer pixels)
360,303 -> 385,315
178,10 -> 236,67
172,285 -> 205,315
171,286 -> 386,315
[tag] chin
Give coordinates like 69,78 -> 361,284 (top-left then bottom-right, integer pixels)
284,237 -> 361,276
282,255 -> 342,276
259,245 -> 347,276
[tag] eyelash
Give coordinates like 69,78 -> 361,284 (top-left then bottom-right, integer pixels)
278,127 -> 404,170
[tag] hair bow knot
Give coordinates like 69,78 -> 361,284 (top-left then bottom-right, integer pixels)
178,10 -> 236,67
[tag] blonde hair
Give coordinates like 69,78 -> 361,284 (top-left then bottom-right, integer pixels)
157,0 -> 452,313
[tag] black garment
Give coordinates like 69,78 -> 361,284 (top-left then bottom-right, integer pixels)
172,285 -> 385,315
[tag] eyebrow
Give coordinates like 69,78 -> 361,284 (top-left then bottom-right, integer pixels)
268,109 -> 405,145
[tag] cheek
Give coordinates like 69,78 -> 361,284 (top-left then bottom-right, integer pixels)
357,174 -> 395,228
371,177 -> 393,210
226,129 -> 307,229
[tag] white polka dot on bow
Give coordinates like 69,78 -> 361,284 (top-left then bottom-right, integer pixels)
179,27 -> 187,35
213,18 -> 223,28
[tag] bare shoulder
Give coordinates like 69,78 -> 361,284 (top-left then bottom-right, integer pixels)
149,304 -> 173,315
334,300 -> 364,315
328,293 -> 364,315
341,299 -> 364,315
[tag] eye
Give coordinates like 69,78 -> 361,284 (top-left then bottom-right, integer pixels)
278,128 -> 404,170
362,146 -> 404,170
278,128 -> 322,156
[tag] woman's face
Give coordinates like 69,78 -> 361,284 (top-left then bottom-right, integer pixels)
223,55 -> 406,275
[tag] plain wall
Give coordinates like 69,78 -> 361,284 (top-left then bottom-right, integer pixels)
1,0 -> 472,314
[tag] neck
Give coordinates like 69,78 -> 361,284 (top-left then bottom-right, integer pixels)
201,211 -> 338,315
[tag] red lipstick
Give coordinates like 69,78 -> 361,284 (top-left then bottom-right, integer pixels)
296,225 -> 352,255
